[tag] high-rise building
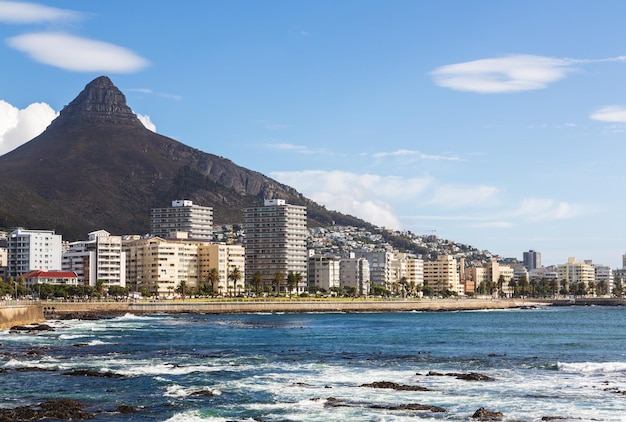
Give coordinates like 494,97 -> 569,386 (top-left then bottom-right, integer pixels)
308,254 -> 341,292
7,228 -> 62,277
243,199 -> 307,293
523,250 -> 541,271
62,230 -> 126,288
150,200 -> 213,240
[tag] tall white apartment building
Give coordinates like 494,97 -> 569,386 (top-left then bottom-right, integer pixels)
150,200 -> 213,240
391,253 -> 424,294
593,264 -> 613,296
62,230 -> 126,288
243,199 -> 308,293
308,254 -> 341,291
124,237 -> 202,297
423,254 -> 460,294
7,228 -> 62,277
340,256 -> 370,296
199,243 -> 245,296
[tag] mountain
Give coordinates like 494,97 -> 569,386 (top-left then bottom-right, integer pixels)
0,76 -> 374,240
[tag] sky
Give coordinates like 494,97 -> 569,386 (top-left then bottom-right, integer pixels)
2,1 -> 626,268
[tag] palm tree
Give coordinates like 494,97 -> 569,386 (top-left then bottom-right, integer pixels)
205,268 -> 219,296
287,271 -> 297,296
177,280 -> 187,300
272,272 -> 284,295
228,267 -> 242,296
294,272 -> 303,295
251,271 -> 263,295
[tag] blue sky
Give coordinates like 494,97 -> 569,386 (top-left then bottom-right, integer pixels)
1,1 -> 626,268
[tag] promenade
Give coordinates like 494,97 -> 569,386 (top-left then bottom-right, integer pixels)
40,297 -> 545,317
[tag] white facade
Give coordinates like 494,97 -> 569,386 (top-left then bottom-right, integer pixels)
151,199 -> 213,240
7,228 -> 62,277
62,230 -> 126,288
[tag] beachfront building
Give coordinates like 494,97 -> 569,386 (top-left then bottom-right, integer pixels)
198,243 -> 245,296
339,255 -> 370,296
123,237 -> 203,297
423,255 -> 460,295
308,254 -> 341,292
557,257 -> 595,295
352,250 -> 394,290
592,264 -> 613,296
243,199 -> 308,294
150,200 -> 213,240
22,270 -> 79,288
7,228 -> 62,278
62,230 -> 126,288
390,253 -> 424,296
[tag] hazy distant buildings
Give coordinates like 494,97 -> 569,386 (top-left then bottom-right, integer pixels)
523,250 -> 541,271
243,199 -> 308,293
150,200 -> 213,240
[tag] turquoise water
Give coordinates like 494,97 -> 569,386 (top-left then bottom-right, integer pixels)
2,306 -> 626,421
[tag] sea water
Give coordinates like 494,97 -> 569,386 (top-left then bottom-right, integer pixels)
1,306 -> 626,421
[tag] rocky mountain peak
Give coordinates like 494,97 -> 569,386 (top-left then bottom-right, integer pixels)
49,76 -> 143,128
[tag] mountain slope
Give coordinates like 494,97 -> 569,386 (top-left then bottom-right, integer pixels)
0,76 -> 373,240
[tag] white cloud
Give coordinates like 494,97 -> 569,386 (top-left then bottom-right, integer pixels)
6,32 -> 149,73
431,54 -> 575,93
136,113 -> 156,132
469,221 -> 513,228
0,100 -> 157,155
270,170 -> 434,229
128,88 -> 183,101
512,198 -> 580,221
0,100 -> 57,155
373,148 -> 461,161
0,1 -> 81,23
590,106 -> 626,123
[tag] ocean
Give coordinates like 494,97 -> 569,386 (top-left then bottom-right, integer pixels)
1,306 -> 626,421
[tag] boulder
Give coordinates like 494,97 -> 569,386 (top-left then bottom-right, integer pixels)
472,407 -> 503,420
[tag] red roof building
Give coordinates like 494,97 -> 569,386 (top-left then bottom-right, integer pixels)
22,270 -> 79,287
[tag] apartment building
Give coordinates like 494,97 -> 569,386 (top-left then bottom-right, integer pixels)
352,250 -> 394,288
150,200 -> 213,240
7,228 -> 62,277
123,237 -> 203,297
308,254 -> 341,292
62,230 -> 126,288
339,256 -> 370,296
423,255 -> 460,294
198,243 -> 245,296
557,257 -> 595,293
243,199 -> 308,293
391,252 -> 424,295
523,250 -> 541,271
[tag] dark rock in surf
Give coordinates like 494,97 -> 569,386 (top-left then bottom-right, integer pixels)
0,399 -> 93,421
63,369 -> 125,378
360,381 -> 430,391
472,407 -> 503,420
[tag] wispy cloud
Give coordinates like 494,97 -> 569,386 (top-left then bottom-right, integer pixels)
372,148 -> 461,161
590,106 -> 626,123
511,198 -> 581,221
263,143 -> 329,155
6,32 -> 149,73
431,54 -> 626,94
128,88 -> 182,101
427,185 -> 499,208
0,1 -> 81,23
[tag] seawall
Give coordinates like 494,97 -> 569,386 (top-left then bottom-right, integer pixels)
42,298 -> 538,317
0,303 -> 45,329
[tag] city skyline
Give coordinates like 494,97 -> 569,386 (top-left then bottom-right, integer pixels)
2,1 -> 626,267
